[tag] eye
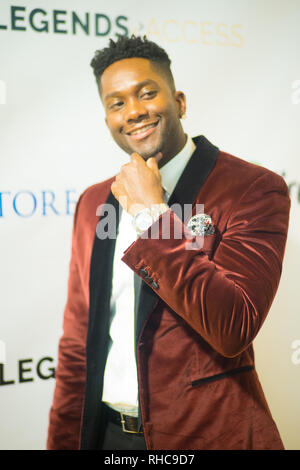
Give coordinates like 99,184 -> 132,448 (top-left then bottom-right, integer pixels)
140,90 -> 157,99
108,100 -> 124,111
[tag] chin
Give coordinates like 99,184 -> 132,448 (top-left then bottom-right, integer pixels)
137,143 -> 163,160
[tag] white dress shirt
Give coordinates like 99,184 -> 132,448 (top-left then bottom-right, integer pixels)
102,135 -> 196,415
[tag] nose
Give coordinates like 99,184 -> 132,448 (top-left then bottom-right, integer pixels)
125,97 -> 148,123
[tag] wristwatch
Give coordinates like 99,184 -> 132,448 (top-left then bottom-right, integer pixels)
132,204 -> 169,236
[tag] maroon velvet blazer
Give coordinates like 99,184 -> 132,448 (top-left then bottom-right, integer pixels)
47,136 -> 290,450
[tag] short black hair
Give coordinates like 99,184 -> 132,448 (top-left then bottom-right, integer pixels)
90,35 -> 175,91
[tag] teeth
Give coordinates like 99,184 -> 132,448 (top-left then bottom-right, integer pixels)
129,123 -> 156,135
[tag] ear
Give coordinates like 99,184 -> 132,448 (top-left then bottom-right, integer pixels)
174,91 -> 186,119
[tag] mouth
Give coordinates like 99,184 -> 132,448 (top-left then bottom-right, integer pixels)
125,120 -> 159,142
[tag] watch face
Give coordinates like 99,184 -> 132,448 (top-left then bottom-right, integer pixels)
135,210 -> 153,232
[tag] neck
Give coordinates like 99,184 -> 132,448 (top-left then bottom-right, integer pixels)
158,130 -> 187,169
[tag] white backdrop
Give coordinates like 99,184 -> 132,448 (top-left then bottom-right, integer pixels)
0,0 -> 299,450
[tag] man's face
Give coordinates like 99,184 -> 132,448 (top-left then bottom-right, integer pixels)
100,57 -> 186,166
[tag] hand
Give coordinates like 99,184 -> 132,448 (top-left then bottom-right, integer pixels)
111,152 -> 165,217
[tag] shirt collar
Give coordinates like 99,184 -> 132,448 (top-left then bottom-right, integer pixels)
159,135 -> 196,200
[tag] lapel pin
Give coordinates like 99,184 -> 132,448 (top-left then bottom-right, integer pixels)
187,213 -> 215,236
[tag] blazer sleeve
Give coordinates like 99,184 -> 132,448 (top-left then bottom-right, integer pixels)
47,194 -> 88,450
121,172 -> 290,358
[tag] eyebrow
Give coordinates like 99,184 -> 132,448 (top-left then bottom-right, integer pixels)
103,79 -> 158,102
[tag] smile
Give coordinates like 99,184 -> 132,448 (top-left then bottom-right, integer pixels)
125,121 -> 159,141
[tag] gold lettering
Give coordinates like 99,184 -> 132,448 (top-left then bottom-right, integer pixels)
146,18 -> 161,40
200,21 -> 213,45
162,19 -> 179,42
146,18 -> 244,48
231,24 -> 244,47
182,20 -> 197,44
216,23 -> 229,46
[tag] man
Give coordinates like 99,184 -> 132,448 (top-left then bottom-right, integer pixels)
47,35 -> 290,450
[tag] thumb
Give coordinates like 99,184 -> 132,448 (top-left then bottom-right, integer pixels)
147,153 -> 161,175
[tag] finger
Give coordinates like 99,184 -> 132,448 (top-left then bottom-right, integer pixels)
111,180 -> 131,212
146,156 -> 160,177
155,152 -> 163,164
111,181 -> 119,198
111,178 -> 123,197
130,152 -> 144,164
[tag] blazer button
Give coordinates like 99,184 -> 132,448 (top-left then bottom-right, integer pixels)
151,281 -> 159,290
139,268 -> 148,278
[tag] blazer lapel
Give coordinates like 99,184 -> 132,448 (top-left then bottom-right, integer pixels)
134,135 -> 219,350
81,189 -> 122,449
88,190 -> 121,350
